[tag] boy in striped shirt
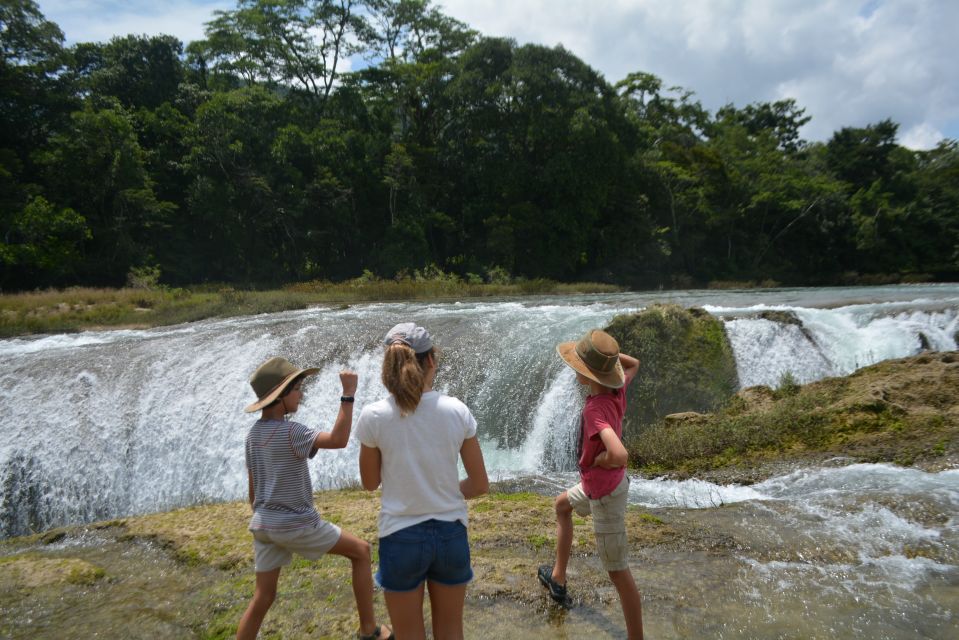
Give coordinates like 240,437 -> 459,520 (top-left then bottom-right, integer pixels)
237,356 -> 392,640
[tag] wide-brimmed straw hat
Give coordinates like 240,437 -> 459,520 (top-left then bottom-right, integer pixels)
244,356 -> 320,413
556,329 -> 626,389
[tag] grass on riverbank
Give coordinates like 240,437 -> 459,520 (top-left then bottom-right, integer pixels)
1,489 -> 678,639
0,276 -> 622,338
627,351 -> 959,476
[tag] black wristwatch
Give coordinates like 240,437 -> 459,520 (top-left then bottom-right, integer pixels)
340,396 -> 355,403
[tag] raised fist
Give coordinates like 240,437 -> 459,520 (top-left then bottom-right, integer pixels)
339,370 -> 358,396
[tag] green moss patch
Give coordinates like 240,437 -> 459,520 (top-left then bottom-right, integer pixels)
0,555 -> 105,587
120,489 -> 381,571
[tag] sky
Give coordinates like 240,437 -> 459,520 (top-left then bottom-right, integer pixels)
35,0 -> 959,149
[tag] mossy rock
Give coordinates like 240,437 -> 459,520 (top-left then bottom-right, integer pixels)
758,310 -> 803,326
605,304 -> 739,431
632,351 -> 959,475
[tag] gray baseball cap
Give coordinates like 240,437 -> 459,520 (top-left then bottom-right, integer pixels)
383,322 -> 433,353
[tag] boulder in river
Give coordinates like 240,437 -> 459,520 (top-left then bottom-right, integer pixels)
605,304 -> 739,433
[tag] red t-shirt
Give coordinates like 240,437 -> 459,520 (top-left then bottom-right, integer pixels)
578,373 -> 633,499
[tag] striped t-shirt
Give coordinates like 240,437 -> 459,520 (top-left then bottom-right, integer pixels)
245,419 -> 321,531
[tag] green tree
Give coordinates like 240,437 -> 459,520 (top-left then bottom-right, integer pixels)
0,0 -> 72,155
1,1 -> 77,289
184,86 -> 307,282
715,99 -> 811,153
440,39 -> 634,279
191,0 -> 374,108
366,0 -> 475,63
616,71 -> 709,147
37,102 -> 175,284
705,121 -> 848,280
909,140 -> 959,274
345,8 -> 476,276
69,34 -> 184,111
0,195 -> 89,288
825,120 -> 924,274
826,119 -> 903,190
616,73 -> 711,281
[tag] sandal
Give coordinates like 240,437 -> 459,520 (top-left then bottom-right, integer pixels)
357,624 -> 394,640
537,564 -> 568,603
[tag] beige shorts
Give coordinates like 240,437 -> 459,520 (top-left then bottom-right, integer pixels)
566,475 -> 630,572
252,520 -> 342,572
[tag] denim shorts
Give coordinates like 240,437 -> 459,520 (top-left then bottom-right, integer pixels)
376,519 -> 473,592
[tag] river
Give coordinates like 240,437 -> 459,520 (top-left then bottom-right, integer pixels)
1,284 -> 958,638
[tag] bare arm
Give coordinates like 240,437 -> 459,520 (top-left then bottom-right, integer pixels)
593,427 -> 629,469
459,436 -> 489,499
358,444 -> 382,490
313,370 -> 358,450
247,468 -> 255,510
619,352 -> 640,385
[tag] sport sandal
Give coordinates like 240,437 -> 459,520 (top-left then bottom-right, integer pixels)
537,564 -> 567,603
357,624 -> 394,640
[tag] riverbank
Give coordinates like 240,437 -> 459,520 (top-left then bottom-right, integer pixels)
0,278 -> 623,338
7,276 -> 945,340
0,489 -> 690,639
3,469 -> 956,639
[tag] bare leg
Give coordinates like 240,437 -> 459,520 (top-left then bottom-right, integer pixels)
609,568 -> 644,640
552,492 -> 574,584
328,531 -> 390,638
427,580 -> 467,640
384,583 -> 427,640
236,568 -> 280,640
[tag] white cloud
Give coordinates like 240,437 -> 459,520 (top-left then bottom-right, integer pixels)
38,1 -> 232,46
900,122 -> 945,150
439,0 -> 959,148
36,0 -> 959,149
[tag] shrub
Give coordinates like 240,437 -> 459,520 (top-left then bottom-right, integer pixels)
126,265 -> 161,290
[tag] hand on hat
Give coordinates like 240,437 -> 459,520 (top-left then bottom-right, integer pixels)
340,370 -> 358,396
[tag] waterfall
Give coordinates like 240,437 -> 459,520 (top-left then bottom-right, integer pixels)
1,286 -> 957,536
716,303 -> 958,387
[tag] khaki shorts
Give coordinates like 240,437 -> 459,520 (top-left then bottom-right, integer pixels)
252,520 -> 342,572
566,475 -> 630,572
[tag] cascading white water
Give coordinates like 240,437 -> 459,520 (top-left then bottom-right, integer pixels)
718,303 -> 958,387
0,300 -> 635,535
644,463 -> 959,638
1,285 -> 957,536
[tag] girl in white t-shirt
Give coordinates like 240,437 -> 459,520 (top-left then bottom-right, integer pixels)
356,323 -> 489,640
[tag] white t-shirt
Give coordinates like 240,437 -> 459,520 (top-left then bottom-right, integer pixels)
355,390 -> 478,538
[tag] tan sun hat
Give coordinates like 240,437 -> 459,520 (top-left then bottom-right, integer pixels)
556,329 -> 626,389
244,356 -> 320,413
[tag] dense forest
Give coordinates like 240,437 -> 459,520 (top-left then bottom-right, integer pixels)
2,0 -> 958,291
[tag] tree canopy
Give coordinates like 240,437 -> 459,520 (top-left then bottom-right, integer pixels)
2,0 -> 956,290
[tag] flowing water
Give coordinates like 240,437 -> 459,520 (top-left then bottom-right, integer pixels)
2,284 -> 958,638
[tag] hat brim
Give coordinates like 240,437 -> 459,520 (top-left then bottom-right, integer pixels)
244,367 -> 320,413
556,342 -> 625,389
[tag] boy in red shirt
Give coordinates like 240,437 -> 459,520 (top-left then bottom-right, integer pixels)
539,329 -> 643,640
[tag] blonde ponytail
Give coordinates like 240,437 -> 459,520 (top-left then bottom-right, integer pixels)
382,343 -> 432,416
